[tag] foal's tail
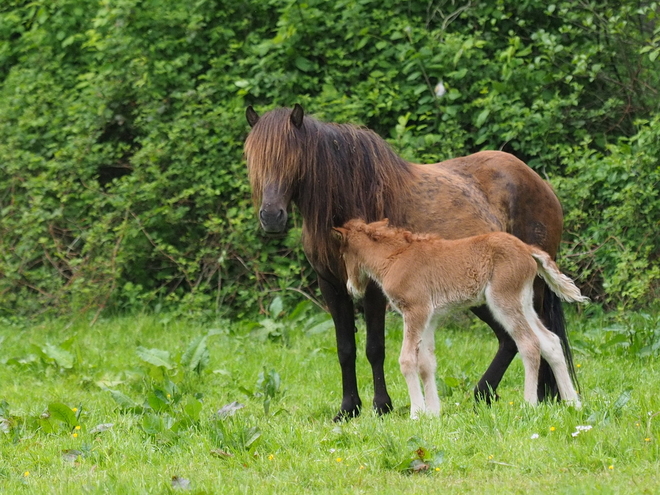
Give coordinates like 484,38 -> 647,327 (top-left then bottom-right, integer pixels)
530,248 -> 589,304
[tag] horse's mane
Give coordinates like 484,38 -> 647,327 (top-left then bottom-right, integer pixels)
245,109 -> 416,267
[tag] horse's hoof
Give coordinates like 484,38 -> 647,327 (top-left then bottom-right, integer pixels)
333,406 -> 361,423
474,389 -> 500,406
373,400 -> 393,417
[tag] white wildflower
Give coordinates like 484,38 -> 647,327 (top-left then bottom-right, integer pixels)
434,81 -> 446,98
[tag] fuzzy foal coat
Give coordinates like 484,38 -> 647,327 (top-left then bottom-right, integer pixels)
335,219 -> 585,417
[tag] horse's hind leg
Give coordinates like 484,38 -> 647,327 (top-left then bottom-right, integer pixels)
471,305 -> 518,404
363,282 -> 393,415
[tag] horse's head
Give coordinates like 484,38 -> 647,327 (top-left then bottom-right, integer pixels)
244,104 -> 305,234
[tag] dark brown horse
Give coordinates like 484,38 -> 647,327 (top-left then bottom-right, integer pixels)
244,104 -> 577,421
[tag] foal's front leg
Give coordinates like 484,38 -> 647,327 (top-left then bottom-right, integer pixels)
400,307 -> 431,418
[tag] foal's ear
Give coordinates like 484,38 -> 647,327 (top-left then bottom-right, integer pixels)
331,227 -> 347,242
246,106 -> 259,127
290,103 -> 304,129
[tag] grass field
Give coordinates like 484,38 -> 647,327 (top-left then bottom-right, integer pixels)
1,302 -> 659,494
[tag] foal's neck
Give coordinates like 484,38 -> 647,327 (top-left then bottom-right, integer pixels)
356,237 -> 408,277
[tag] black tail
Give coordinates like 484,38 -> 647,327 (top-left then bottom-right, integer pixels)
537,285 -> 580,401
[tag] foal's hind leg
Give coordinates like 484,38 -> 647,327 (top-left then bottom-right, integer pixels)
524,303 -> 581,407
418,316 -> 441,415
486,291 -> 542,405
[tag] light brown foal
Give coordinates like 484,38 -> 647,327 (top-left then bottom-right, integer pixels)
334,219 -> 587,418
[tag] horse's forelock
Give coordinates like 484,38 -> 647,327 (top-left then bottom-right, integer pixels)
244,108 -> 305,206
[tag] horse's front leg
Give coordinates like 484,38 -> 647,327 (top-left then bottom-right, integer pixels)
318,274 -> 362,421
362,281 -> 393,415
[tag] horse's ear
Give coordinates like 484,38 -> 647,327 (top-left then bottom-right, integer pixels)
290,103 -> 304,129
246,106 -> 259,127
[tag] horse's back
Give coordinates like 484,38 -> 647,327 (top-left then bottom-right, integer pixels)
411,151 -> 562,255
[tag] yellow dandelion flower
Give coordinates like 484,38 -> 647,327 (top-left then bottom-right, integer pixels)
435,467 -> 441,471
608,465 -> 614,470
75,425 -> 81,430
336,457 -> 342,463
23,471 -> 29,477
488,455 -> 494,460
72,433 -> 78,438
268,454 -> 274,460
576,364 -> 582,368
508,401 -> 514,406
645,438 -> 652,442
550,426 -> 556,432
71,408 -> 78,412
359,465 -> 365,470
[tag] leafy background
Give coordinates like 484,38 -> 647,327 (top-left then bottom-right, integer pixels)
0,0 -> 658,319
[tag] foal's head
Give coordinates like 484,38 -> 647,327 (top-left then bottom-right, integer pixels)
333,219 -> 413,297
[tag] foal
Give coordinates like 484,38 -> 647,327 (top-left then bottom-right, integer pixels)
333,219 -> 587,418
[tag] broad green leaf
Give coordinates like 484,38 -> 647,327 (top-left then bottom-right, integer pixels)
106,388 -> 142,412
269,296 -> 284,318
136,347 -> 174,370
183,397 -> 202,421
41,344 -> 74,369
475,108 -> 490,128
47,403 -> 78,427
181,335 -> 209,373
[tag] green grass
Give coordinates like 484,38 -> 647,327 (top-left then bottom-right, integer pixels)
1,305 -> 659,494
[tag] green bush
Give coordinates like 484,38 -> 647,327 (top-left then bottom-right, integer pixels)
0,0 -> 658,317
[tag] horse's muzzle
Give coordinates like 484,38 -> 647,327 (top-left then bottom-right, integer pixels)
259,207 -> 288,233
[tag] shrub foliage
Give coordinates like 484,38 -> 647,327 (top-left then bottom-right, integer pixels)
0,0 -> 658,317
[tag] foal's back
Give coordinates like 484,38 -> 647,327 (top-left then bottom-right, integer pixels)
380,230 -> 539,308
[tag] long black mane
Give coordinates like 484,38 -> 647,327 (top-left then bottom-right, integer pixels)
245,109 -> 416,266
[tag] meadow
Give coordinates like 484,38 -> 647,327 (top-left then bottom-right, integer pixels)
1,301 -> 659,494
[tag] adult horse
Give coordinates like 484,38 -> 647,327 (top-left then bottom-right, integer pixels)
244,104 -> 576,421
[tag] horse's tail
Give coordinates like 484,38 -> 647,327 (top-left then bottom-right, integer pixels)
530,248 -> 589,304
